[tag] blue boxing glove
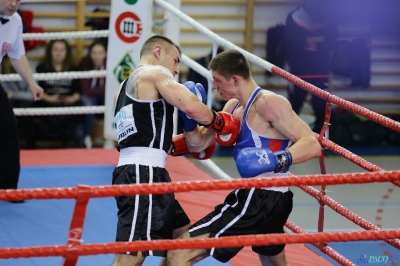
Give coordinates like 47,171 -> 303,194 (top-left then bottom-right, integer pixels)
178,81 -> 207,132
236,147 -> 293,178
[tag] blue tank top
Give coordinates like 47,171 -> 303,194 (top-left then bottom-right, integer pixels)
232,88 -> 292,160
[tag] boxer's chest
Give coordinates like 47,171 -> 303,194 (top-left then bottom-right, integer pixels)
235,104 -> 283,139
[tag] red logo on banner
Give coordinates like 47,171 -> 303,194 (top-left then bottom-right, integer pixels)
115,12 -> 143,43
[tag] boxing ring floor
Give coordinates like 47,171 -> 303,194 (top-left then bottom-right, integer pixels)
0,149 -> 399,266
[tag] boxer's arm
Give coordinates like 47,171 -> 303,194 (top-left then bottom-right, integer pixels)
154,71 -> 240,148
154,70 -> 213,126
184,110 -> 240,151
211,111 -> 241,146
257,93 -> 321,163
180,97 -> 241,147
184,126 -> 216,153
178,81 -> 207,132
191,110 -> 240,147
170,133 -> 216,160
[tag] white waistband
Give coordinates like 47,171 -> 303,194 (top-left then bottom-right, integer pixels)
256,172 -> 289,193
118,147 -> 167,168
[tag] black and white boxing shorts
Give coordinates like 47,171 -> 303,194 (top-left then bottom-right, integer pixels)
112,147 -> 190,257
189,186 -> 293,263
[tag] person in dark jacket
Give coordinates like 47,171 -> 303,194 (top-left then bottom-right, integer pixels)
285,0 -> 338,133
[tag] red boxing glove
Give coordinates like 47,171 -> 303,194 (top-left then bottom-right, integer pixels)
206,111 -> 241,146
171,134 -> 216,160
190,142 -> 216,160
170,134 -> 189,156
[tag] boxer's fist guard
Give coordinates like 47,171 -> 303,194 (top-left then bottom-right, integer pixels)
171,134 -> 216,160
236,147 -> 292,178
206,111 -> 241,146
178,81 -> 207,132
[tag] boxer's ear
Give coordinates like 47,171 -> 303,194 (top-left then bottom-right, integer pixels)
154,45 -> 162,59
232,76 -> 239,86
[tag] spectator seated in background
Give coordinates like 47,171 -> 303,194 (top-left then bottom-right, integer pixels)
78,40 -> 107,149
35,39 -> 84,148
186,47 -> 226,111
85,7 -> 109,50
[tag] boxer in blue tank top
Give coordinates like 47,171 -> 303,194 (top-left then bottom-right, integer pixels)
168,49 -> 321,266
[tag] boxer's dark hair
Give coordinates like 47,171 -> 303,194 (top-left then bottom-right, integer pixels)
140,35 -> 181,58
208,49 -> 250,81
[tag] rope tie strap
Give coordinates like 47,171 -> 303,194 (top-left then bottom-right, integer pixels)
63,185 -> 92,266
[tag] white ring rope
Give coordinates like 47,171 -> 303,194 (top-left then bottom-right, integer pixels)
199,160 -> 233,180
22,30 -> 109,41
13,106 -> 105,116
181,54 -> 212,81
0,70 -> 106,82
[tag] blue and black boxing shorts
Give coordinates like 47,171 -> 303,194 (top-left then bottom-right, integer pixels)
189,188 -> 293,262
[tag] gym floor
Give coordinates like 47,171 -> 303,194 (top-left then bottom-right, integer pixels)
0,147 -> 399,266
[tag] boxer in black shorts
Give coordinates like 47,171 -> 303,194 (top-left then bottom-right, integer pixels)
112,160 -> 191,257
167,49 -> 321,266
188,186 -> 293,262
111,35 -> 220,266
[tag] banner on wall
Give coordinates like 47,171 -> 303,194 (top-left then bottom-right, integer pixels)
104,0 -> 152,140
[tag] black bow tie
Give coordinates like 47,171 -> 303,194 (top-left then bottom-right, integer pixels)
0,17 -> 9,24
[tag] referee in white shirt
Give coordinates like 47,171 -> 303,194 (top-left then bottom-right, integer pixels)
0,0 -> 43,199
